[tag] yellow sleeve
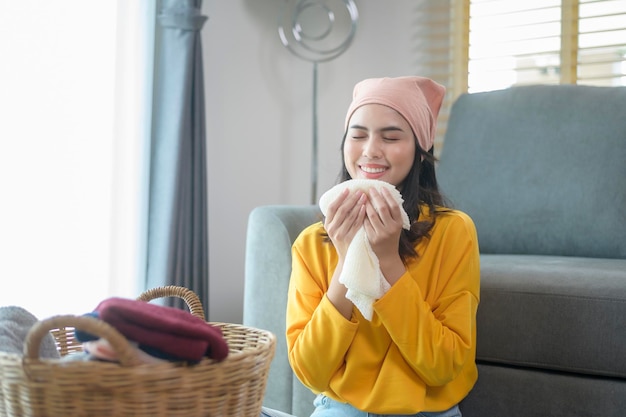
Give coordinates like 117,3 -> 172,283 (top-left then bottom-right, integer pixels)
374,210 -> 480,386
286,224 -> 358,392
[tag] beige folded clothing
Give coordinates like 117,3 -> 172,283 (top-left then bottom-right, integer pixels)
319,179 -> 410,320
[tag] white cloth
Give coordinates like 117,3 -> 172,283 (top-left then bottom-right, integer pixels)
318,179 -> 410,320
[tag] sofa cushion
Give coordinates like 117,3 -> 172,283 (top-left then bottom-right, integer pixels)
460,363 -> 626,417
477,254 -> 626,378
437,85 -> 626,259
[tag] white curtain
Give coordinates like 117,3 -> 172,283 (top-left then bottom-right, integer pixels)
110,0 -> 157,301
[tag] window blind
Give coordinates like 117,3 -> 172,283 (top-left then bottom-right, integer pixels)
577,0 -> 626,85
468,0 -> 563,92
467,0 -> 626,91
414,0 -> 468,156
413,0 -> 625,149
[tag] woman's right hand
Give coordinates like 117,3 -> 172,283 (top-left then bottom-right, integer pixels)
323,189 -> 367,319
323,188 -> 367,262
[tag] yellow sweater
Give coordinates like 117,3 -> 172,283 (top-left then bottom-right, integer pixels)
286,209 -> 480,414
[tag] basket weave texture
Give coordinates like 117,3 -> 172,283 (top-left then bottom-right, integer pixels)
0,286 -> 276,417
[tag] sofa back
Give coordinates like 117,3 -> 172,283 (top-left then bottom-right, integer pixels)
437,85 -> 626,259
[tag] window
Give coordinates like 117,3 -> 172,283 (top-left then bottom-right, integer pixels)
414,0 -> 469,155
414,0 -> 626,149
468,0 -> 626,92
577,0 -> 626,85
469,0 -> 563,92
0,1 -> 145,319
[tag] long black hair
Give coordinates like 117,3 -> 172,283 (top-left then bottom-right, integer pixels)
334,131 -> 450,261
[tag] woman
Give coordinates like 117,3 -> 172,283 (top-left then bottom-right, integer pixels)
268,76 -> 480,417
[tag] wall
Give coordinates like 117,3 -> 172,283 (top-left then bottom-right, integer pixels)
203,0 -> 419,322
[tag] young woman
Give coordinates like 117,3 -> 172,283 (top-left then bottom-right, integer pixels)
266,76 -> 480,417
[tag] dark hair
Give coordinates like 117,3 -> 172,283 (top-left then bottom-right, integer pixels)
330,131 -> 451,261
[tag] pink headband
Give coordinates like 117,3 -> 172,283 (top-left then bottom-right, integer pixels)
345,76 -> 446,152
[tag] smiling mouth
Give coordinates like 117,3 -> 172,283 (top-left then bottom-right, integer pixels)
360,166 -> 386,174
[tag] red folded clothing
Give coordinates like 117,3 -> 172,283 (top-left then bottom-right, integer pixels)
94,297 -> 229,362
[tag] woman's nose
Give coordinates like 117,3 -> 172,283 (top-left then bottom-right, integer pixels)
363,138 -> 382,158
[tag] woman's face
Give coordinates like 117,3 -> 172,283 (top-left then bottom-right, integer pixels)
343,104 -> 416,187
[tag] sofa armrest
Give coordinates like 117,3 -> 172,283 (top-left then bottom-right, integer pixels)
243,205 -> 321,415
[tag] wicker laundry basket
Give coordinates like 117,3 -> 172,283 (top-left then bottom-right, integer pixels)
0,286 -> 276,417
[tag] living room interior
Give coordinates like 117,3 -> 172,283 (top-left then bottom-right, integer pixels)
1,1 -> 625,416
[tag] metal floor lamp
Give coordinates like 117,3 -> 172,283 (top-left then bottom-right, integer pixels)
278,0 -> 358,204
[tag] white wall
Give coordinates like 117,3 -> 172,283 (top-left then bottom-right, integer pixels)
203,0 -> 419,322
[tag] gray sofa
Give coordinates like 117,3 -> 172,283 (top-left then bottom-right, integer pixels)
243,84 -> 626,417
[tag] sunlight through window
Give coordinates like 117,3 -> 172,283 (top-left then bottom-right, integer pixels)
0,1 -> 118,319
469,0 -> 626,91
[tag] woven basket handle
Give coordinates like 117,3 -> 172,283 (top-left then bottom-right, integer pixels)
24,314 -> 142,366
136,285 -> 206,320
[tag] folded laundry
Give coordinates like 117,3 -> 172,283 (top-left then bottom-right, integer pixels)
83,339 -> 167,364
0,306 -> 60,358
75,312 -> 206,363
77,298 -> 229,362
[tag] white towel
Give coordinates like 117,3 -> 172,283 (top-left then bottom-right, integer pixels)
319,179 -> 410,320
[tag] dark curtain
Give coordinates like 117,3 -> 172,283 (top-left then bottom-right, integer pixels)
144,0 -> 209,312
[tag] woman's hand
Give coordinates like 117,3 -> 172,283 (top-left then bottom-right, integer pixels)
363,187 -> 406,285
324,188 -> 367,319
324,188 -> 367,262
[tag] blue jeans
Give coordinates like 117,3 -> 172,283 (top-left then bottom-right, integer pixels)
311,394 -> 462,417
260,395 -> 462,417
